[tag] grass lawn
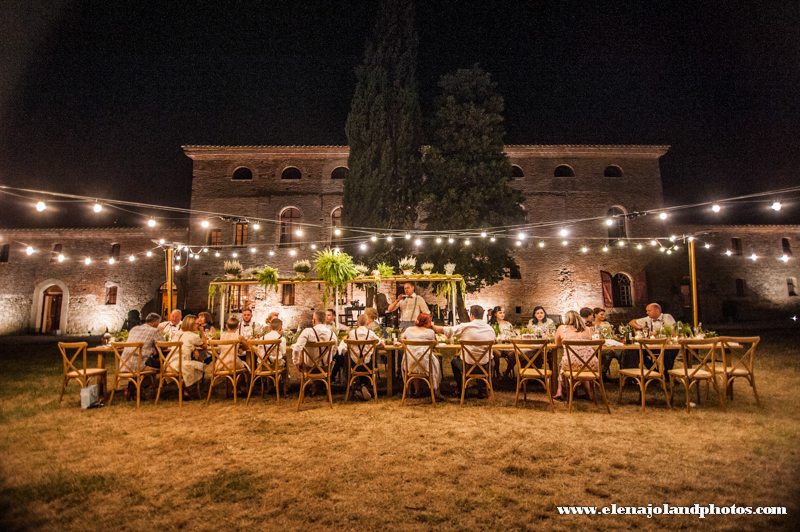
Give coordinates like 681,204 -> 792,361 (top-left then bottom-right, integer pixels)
1,331 -> 798,531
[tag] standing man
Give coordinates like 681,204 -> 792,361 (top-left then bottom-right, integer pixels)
629,303 -> 678,370
432,305 -> 495,399
387,283 -> 430,331
157,309 -> 182,339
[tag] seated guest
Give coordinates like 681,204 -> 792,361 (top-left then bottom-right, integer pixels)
528,306 -> 555,329
579,307 -> 595,328
218,317 -> 251,375
266,311 -> 280,325
629,303 -> 678,370
120,312 -> 165,399
238,308 -> 258,338
292,310 -> 337,378
325,308 -> 349,336
433,305 -> 495,399
593,308 -> 611,328
488,306 -> 514,380
401,313 -> 443,400
158,309 -> 182,339
337,314 -> 385,400
167,314 -> 206,399
197,312 -> 216,337
553,310 -> 595,401
260,318 -> 287,365
364,307 -> 381,331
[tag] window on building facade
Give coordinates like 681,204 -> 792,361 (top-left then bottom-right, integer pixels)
331,167 -> 349,180
731,238 -> 742,256
613,273 -> 633,307
511,165 -> 524,178
281,284 -> 295,306
782,238 -> 792,254
232,167 -> 253,180
208,229 -> 222,247
604,165 -> 623,177
509,263 -> 522,279
50,244 -> 62,262
554,164 -> 574,177
280,208 -> 302,246
681,276 -> 692,308
330,206 -> 342,243
106,286 -> 118,305
607,207 -> 627,242
788,278 -> 798,297
735,278 -> 746,297
0,244 -> 9,263
234,223 -> 247,246
110,243 -> 121,262
281,167 -> 302,180
228,285 -> 249,312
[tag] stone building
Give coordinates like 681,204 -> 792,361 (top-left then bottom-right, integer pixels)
1,144 -> 796,335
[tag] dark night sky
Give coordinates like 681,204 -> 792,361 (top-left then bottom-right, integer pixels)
1,0 -> 799,228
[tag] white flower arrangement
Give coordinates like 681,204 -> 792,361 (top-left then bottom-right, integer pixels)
444,262 -> 456,275
293,259 -> 312,273
421,262 -> 434,274
354,263 -> 370,275
242,267 -> 260,279
399,255 -> 417,271
224,260 -> 243,275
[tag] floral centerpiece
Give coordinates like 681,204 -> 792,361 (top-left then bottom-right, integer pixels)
293,259 -> 311,277
224,260 -> 243,279
444,262 -> 456,275
421,262 -> 434,275
399,255 -> 416,275
354,263 -> 370,276
257,265 -> 279,292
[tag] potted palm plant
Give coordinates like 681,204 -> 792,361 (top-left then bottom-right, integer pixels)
399,255 -> 417,275
257,265 -> 279,292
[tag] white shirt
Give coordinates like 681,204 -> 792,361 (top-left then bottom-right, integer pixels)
396,294 -> 430,322
325,321 -> 348,336
635,313 -> 676,331
337,326 -> 383,363
260,330 -> 287,362
238,321 -> 258,338
292,324 -> 337,366
442,320 -> 496,365
158,321 -> 182,339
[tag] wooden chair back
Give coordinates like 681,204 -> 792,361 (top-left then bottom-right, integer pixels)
719,336 -> 760,377
111,342 -> 145,375
209,339 -> 240,375
248,339 -> 284,376
156,341 -> 184,378
58,342 -> 89,383
562,339 -> 605,381
511,339 -> 549,378
400,340 -> 435,378
636,339 -> 669,379
459,340 -> 496,406
344,338 -> 379,373
677,338 -> 720,379
301,340 -> 336,376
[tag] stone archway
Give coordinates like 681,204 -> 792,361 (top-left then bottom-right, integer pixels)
30,279 -> 70,334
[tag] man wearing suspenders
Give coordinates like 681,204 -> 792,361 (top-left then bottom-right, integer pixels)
386,283 -> 430,379
337,314 -> 385,400
292,310 -> 336,376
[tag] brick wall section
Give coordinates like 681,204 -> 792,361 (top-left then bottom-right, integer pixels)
0,227 -> 187,334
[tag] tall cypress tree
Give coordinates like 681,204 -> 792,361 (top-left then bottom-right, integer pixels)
421,65 -> 526,292
343,0 -> 422,235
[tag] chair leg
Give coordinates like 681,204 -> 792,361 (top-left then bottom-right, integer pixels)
296,377 -> 307,412
523,380 -> 528,402
155,377 -> 164,406
59,377 -> 68,404
460,375 -> 467,407
639,379 -> 646,412
206,375 -> 215,404
661,378 -> 672,410
487,377 -> 496,406
345,375 -> 353,404
401,376 -> 409,406
135,377 -> 142,408
750,375 -> 761,406
685,381 -> 692,413
599,380 -> 611,414
275,375 -> 281,405
373,373 -> 379,403
545,377 -> 555,413
246,374 -> 257,405
108,375 -> 119,406
713,377 -> 726,411
429,377 -> 436,406
568,380 -> 575,413
514,377 -> 522,407
326,378 -> 333,408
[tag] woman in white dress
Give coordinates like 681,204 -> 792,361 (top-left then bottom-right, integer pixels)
553,310 -> 596,401
528,306 -> 556,330
168,315 -> 206,399
489,306 -> 515,380
400,313 -> 443,400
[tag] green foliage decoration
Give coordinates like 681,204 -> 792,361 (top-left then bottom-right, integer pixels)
314,248 -> 359,307
256,266 -> 279,293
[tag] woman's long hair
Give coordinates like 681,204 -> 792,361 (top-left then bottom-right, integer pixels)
563,310 -> 586,332
488,306 -> 503,326
531,306 -> 548,324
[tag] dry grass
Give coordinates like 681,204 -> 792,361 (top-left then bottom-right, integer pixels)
1,331 -> 799,531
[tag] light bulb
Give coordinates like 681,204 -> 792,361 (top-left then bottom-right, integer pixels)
249,247 -> 256,253
688,236 -> 694,242
659,212 -> 667,220
436,237 -> 442,244
108,258 -> 115,265
147,219 -> 156,227
360,243 -> 367,250
539,241 -> 545,248
480,231 -> 487,238
193,254 -> 199,259
36,201 -> 46,211
128,255 -> 135,262
214,252 -> 220,257
334,247 -> 340,253
750,253 -> 758,261
518,233 -> 526,240
448,237 -> 454,243
516,240 -> 522,246
231,252 -> 237,258
268,250 -> 275,256
780,254 -> 790,263
146,251 -> 153,257
405,233 -> 411,240
670,235 -> 677,242
370,235 -> 377,241
772,202 -> 782,211
158,239 -> 165,244
252,223 -> 260,230
310,244 -> 317,249
667,250 -> 672,255
295,229 -> 303,236
603,247 -> 609,252
290,249 -> 297,256
93,203 -> 103,213
650,240 -> 657,246
386,236 -> 393,242
636,244 -> 643,250
202,248 -> 208,252
605,219 -> 613,226
562,240 -> 569,246
560,229 -> 569,237
85,258 -> 92,265
660,247 -> 666,252
175,265 -> 180,271
704,243 -> 711,249
334,228 -> 341,236
465,239 -> 471,246
726,250 -> 732,256
25,246 -> 34,255
712,204 -> 721,213
414,239 -> 421,246
490,236 -> 496,242
581,247 -> 588,253
58,254 -> 65,262
201,220 -> 209,228
618,240 -> 625,246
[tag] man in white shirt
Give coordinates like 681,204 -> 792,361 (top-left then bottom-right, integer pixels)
325,309 -> 349,335
238,309 -> 258,338
292,310 -> 337,372
337,314 -> 385,400
157,310 -> 182,339
629,303 -> 678,370
387,283 -> 430,331
260,318 -> 287,365
433,305 -> 495,398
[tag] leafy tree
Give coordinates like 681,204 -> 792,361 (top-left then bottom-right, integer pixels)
420,65 -> 526,292
343,0 -> 422,238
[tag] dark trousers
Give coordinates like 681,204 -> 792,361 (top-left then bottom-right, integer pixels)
332,353 -> 346,380
145,356 -> 160,369
348,363 -> 373,388
641,349 -> 679,372
451,357 -> 490,391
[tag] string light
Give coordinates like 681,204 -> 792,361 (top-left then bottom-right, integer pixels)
414,238 -> 422,246
175,265 -> 180,271
726,250 -> 732,256
516,240 -> 522,246
670,235 -> 677,242
269,250 -> 275,256
772,202 -> 782,211
659,212 -> 668,220
201,220 -> 209,228
436,237 -> 442,244
666,250 -> 672,255
660,247 -> 666,252
193,254 -> 199,259
58,254 -> 65,262
712,204 -> 721,212
36,201 -> 46,211
310,244 -> 317,249
214,251 -> 220,257
687,236 -> 694,242
603,246 -> 609,252
26,246 -> 34,255
249,247 -> 256,253
85,257 -> 92,265
202,248 -> 208,253
231,252 -> 238,258
360,243 -> 367,251
128,255 -> 135,262
618,241 -> 625,247
146,251 -> 153,257
148,218 -> 156,227
480,231 -> 487,238
636,244 -> 643,250
386,236 -> 393,242
650,240 -> 658,246
704,243 -> 711,249
559,229 -> 569,237
405,233 -> 411,240
581,247 -> 588,253
175,255 -> 181,261
93,202 -> 103,213
370,235 -> 377,242
562,240 -> 569,246
780,254 -> 790,263
158,239 -> 165,244
334,229 -> 342,236
108,258 -> 115,265
749,253 -> 758,261
448,236 -> 454,243
490,236 -> 496,242
295,229 -> 303,236
252,223 -> 260,230
464,239 -> 471,246
539,241 -> 545,247
518,233 -> 526,240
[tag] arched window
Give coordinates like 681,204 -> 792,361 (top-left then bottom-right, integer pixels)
331,167 -> 349,180
280,208 -> 302,246
613,273 -> 633,307
281,167 -> 302,180
607,207 -> 627,242
554,165 -> 574,177
232,167 -> 253,180
331,206 -> 342,243
604,165 -> 623,177
511,165 -> 524,178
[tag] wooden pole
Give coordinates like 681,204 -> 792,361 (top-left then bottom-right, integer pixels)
166,247 -> 174,316
688,239 -> 699,328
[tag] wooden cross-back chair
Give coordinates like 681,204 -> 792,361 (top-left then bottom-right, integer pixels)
511,339 -> 553,411
206,339 -> 247,404
459,340 -> 496,406
245,339 -> 285,405
400,340 -> 437,406
154,341 -> 196,406
109,342 -> 158,407
297,340 -> 337,411
562,339 -> 610,414
669,338 -> 725,413
343,338 -> 379,403
58,342 -> 107,404
617,338 -> 671,411
718,336 -> 761,405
